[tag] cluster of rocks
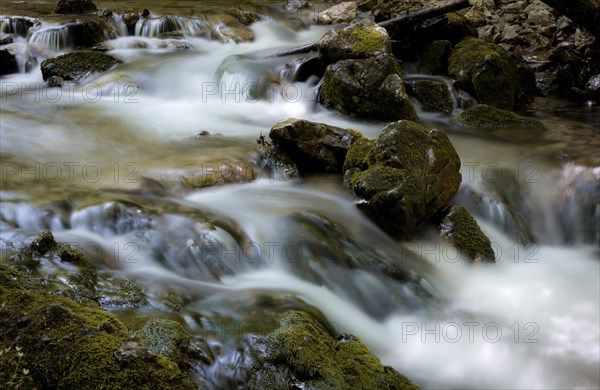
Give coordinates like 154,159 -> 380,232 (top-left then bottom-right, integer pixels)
0,230 -> 421,389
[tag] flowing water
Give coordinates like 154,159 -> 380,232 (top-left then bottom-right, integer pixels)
1,3 -> 599,389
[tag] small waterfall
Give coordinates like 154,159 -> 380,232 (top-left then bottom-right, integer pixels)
0,16 -> 38,36
110,13 -> 130,37
28,23 -> 73,52
134,14 -> 210,38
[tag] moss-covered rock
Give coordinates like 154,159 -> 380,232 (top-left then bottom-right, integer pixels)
53,0 -> 97,14
268,118 -> 363,174
448,37 -> 536,110
251,311 -> 420,389
416,40 -> 453,75
317,19 -> 389,65
345,121 -> 462,239
453,104 -> 545,129
320,55 -> 417,120
0,263 -> 197,390
405,79 -> 454,114
439,205 -> 496,263
317,1 -> 358,25
135,318 -> 192,367
317,19 -> 417,120
41,51 -> 122,81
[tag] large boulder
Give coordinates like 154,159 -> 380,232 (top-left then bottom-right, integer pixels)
345,121 -> 462,239
269,118 -> 363,174
316,1 -> 357,25
439,205 -> 496,263
248,311 -> 420,389
318,20 -> 417,120
448,37 -> 536,110
453,104 -> 545,129
41,51 -> 122,81
53,0 -> 98,14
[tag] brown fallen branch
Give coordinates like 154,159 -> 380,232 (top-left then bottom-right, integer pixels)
270,0 -> 471,57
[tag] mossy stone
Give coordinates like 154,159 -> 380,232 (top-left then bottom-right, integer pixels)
448,38 -> 536,110
318,19 -> 390,65
453,104 -> 545,129
263,311 -> 420,389
406,79 -> 454,114
41,51 -> 122,81
0,263 -> 197,390
440,205 -> 496,263
417,40 -> 453,75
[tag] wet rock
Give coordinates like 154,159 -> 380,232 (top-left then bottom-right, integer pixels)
53,0 -> 98,14
0,49 -> 18,75
135,319 -> 192,367
68,16 -> 119,47
345,120 -> 462,240
439,205 -> 496,263
96,275 -> 147,309
257,135 -> 301,181
268,118 -> 362,174
417,40 -> 453,75
317,2 -> 357,24
320,55 -> 417,120
405,79 -> 454,114
0,33 -> 13,45
448,37 -> 536,110
0,16 -> 38,36
47,75 -> 64,87
453,104 -> 545,129
41,51 -> 122,81
317,19 -> 390,66
212,24 -> 254,43
249,311 -> 420,389
0,263 -> 196,389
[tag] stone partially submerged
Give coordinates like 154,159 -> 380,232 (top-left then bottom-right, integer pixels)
318,20 -> 417,120
439,205 -> 496,263
453,104 -> 545,129
345,120 -> 462,240
448,37 -> 536,110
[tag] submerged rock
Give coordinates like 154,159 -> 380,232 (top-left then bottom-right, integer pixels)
345,121 -> 462,240
40,51 -> 122,81
453,104 -> 545,129
269,118 -> 363,174
448,37 -> 536,110
53,0 -> 97,14
180,162 -> 257,188
439,205 -> 496,263
405,79 -> 454,114
248,311 -> 420,389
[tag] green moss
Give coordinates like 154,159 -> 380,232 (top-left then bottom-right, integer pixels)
448,38 -> 535,110
350,23 -> 386,56
266,311 -> 419,389
0,264 -> 196,390
135,319 -> 191,367
343,137 -> 375,172
406,79 -> 454,114
454,104 -> 545,129
41,51 -> 122,81
440,206 -> 495,263
352,164 -> 406,199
